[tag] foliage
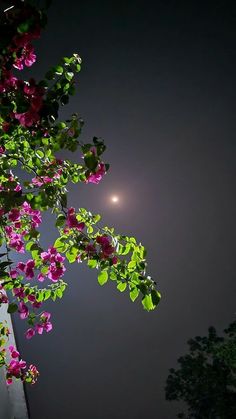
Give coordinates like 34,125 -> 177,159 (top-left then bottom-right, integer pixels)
0,1 -> 161,385
165,321 -> 236,418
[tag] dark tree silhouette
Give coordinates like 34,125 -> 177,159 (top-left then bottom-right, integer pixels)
165,321 -> 236,418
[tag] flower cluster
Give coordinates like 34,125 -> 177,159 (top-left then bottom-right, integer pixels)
14,78 -> 45,127
40,247 -> 66,282
4,202 -> 42,253
6,345 -> 39,385
65,207 -> 85,231
86,162 -> 106,184
25,312 -> 52,340
84,235 -> 118,265
0,0 -> 159,390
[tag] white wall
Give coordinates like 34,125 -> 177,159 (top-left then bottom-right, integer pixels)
0,303 -> 29,419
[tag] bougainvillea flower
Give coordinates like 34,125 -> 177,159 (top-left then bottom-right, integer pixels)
18,302 -> 29,319
66,207 -> 85,231
25,328 -> 36,340
86,163 -> 106,184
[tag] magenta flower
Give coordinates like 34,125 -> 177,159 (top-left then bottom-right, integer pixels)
37,273 -> 46,282
25,328 -> 35,340
9,345 -> 20,359
10,269 -> 18,279
41,311 -> 51,321
66,207 -> 85,231
27,295 -> 36,303
17,259 -> 35,279
7,359 -> 26,378
44,322 -> 52,333
36,324 -> 44,335
86,163 -> 106,184
25,259 -> 35,279
0,291 -> 8,304
13,287 -> 25,299
8,208 -> 21,222
9,233 -> 24,253
48,263 -> 65,282
18,302 -> 29,320
111,256 -> 118,265
96,235 -> 115,258
24,44 -> 36,67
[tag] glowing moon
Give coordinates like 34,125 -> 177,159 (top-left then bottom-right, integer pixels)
111,195 -> 119,203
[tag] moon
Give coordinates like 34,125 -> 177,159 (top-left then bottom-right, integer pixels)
111,195 -> 119,204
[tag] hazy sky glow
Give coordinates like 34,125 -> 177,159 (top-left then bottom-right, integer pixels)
9,1 -> 236,418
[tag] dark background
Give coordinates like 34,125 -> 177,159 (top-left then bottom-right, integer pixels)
13,0 -> 236,417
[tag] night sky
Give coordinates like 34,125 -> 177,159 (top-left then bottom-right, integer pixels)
12,0 -> 236,418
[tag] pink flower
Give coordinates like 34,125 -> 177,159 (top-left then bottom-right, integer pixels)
17,260 -> 35,279
41,251 -> 50,262
10,269 -> 19,279
9,345 -> 20,359
66,207 -> 85,231
0,146 -> 5,154
31,177 -> 43,187
24,44 -> 36,67
41,311 -> 51,321
36,324 -> 44,335
44,322 -> 52,332
13,287 -> 25,299
37,273 -> 46,282
25,328 -> 35,340
6,378 -> 13,385
13,58 -> 24,70
0,291 -> 8,304
17,262 -> 26,272
86,163 -> 106,184
8,208 -> 21,222
21,202 -> 32,213
31,211 -> 42,228
32,301 -> 42,309
48,263 -> 65,282
112,256 -> 118,265
14,110 -> 40,127
96,235 -> 115,258
14,184 -> 22,192
7,359 -> 26,379
27,295 -> 36,303
27,364 -> 39,384
85,244 -> 96,256
9,233 -> 24,253
24,83 -> 36,95
25,259 -> 35,279
18,302 -> 29,320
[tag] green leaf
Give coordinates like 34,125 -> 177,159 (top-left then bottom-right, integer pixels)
55,214 -> 66,228
54,237 -> 67,252
84,152 -> 98,171
87,259 -> 97,269
26,241 -> 35,251
66,247 -> 78,263
151,290 -> 161,307
142,294 -> 155,311
56,288 -> 63,298
130,287 -> 139,302
7,303 -> 18,314
98,270 -> 108,286
44,290 -> 51,301
110,271 -> 117,281
65,71 -> 74,81
35,149 -> 44,159
128,260 -> 136,271
54,65 -> 64,75
117,282 -> 127,292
